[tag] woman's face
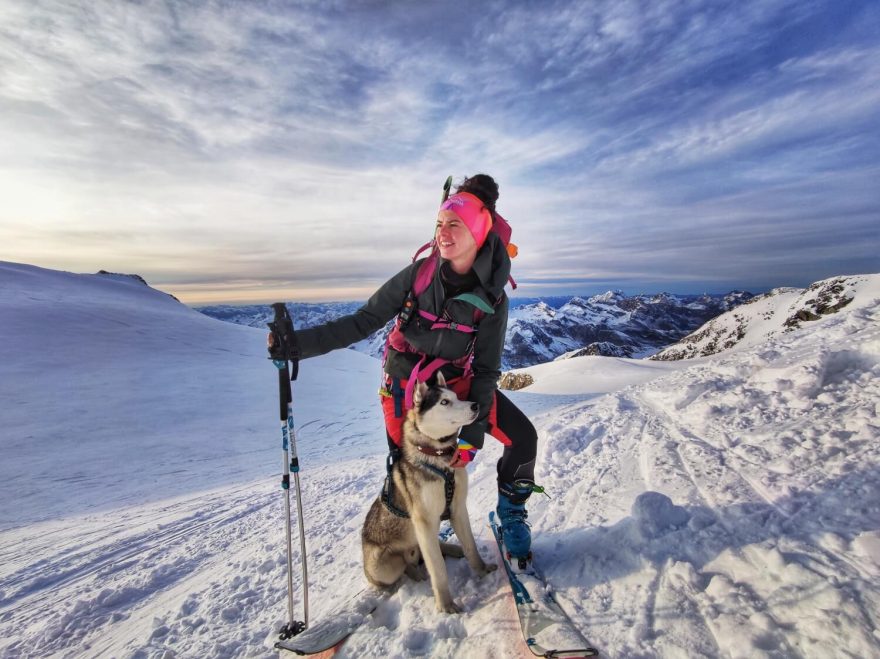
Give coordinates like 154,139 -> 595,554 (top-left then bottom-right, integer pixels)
435,210 -> 477,266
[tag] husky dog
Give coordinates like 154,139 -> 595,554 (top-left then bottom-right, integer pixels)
362,373 -> 497,613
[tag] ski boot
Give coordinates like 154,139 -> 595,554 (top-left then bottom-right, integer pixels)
497,480 -> 535,569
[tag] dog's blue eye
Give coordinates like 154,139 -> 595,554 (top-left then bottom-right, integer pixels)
440,399 -> 449,405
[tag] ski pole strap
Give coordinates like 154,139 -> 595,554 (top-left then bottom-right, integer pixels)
277,362 -> 292,421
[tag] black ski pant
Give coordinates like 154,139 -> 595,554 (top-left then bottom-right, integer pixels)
492,390 -> 537,486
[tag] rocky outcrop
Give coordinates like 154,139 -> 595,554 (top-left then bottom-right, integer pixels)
556,342 -> 634,359
783,278 -> 853,330
97,270 -> 181,302
96,270 -> 149,287
498,372 -> 534,391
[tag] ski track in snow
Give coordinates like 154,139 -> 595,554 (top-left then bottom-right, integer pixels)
2,264 -> 879,658
534,303 -> 880,658
0,458 -> 527,658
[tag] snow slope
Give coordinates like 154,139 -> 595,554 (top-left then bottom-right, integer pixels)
1,261 -> 879,658
651,275 -> 879,360
0,262 -> 383,528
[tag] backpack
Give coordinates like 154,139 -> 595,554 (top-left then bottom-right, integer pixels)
385,177 -> 518,410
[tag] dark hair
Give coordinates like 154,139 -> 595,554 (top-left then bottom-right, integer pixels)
456,174 -> 499,217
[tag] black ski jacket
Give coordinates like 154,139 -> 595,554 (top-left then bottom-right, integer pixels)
297,232 -> 511,448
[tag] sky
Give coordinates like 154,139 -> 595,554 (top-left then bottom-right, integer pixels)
1,0 -> 878,305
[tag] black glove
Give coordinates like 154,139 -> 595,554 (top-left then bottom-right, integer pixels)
267,303 -> 300,362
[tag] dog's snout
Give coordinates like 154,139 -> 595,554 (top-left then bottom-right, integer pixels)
470,402 -> 479,412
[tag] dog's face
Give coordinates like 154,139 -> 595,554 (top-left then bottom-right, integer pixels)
411,373 -> 479,440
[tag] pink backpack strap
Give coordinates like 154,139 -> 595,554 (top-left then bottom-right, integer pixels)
492,212 -> 512,245
404,356 -> 448,410
412,240 -> 434,261
412,248 -> 438,297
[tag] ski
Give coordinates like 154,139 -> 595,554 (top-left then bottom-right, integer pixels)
488,512 -> 599,658
275,588 -> 390,656
276,522 -> 465,655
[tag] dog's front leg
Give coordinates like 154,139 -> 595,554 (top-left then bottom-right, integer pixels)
412,513 -> 460,613
451,505 -> 497,577
451,474 -> 497,577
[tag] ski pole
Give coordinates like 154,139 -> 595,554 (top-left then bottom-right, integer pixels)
441,175 -> 452,203
268,303 -> 309,640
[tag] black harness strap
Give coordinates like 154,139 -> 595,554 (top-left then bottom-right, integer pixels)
423,463 -> 455,521
381,451 -> 409,518
381,476 -> 411,518
381,452 -> 455,521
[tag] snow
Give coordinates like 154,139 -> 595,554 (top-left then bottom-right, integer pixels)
1,260 -> 879,658
508,355 -> 682,397
507,301 -> 556,323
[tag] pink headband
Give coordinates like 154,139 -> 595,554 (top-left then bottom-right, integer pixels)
439,192 -> 493,249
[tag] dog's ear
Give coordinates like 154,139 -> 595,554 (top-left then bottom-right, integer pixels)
413,381 -> 428,407
436,371 -> 446,388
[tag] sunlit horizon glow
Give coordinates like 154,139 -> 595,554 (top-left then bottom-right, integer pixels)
1,1 -> 878,305
170,282 -> 383,306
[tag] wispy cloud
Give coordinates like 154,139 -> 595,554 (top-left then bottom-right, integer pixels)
0,0 -> 877,303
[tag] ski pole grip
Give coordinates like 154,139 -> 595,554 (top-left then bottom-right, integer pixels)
441,175 -> 452,203
268,303 -> 300,379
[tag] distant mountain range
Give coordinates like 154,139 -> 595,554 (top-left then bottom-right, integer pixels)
197,290 -> 753,369
504,291 -> 753,366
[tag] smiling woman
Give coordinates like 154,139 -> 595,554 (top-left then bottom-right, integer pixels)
273,174 -> 542,565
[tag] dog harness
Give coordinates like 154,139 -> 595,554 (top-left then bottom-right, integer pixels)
381,449 -> 456,521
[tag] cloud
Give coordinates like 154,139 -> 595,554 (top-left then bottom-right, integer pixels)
1,0 -> 878,303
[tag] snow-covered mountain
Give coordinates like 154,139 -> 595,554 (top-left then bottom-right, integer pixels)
2,260 -> 878,658
651,275 -> 878,361
506,290 -> 751,365
199,301 -> 364,333
199,290 -> 752,369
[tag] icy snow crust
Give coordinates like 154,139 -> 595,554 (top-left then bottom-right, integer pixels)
1,261 -> 879,658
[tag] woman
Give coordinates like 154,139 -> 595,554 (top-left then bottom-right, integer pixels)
291,174 -> 537,560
